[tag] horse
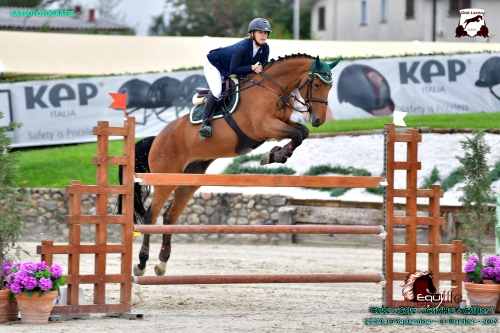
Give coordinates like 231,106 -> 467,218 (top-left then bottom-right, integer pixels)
119,54 -> 340,276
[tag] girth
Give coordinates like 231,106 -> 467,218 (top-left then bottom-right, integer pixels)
221,111 -> 265,155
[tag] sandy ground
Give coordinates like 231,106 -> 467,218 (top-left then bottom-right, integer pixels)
2,242 -> 500,333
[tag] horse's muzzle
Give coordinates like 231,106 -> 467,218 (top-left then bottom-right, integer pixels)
310,116 -> 323,127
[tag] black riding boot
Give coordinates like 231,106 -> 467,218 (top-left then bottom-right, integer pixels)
199,92 -> 220,139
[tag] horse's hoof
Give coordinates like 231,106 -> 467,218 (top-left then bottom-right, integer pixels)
154,265 -> 166,276
133,264 -> 146,276
199,133 -> 206,140
260,146 -> 280,165
260,152 -> 272,165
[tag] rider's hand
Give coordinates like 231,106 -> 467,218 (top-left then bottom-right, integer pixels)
252,64 -> 262,73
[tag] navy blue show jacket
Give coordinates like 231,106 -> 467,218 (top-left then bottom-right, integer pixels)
207,38 -> 270,77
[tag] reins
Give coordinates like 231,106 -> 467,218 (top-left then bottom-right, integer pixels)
221,59 -> 331,113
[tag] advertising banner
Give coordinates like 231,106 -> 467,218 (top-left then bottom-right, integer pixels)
331,53 -> 500,120
1,53 -> 499,148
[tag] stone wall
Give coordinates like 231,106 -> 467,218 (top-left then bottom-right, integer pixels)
18,188 -> 479,246
19,188 -> 289,245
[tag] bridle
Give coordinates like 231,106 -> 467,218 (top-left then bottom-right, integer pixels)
225,60 -> 332,113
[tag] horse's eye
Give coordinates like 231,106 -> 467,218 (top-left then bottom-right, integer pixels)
314,83 -> 320,88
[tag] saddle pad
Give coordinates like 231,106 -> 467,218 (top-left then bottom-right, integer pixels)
189,82 -> 240,124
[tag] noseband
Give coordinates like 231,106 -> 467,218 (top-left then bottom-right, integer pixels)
235,63 -> 332,113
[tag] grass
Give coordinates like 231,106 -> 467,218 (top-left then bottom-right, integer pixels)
15,140 -> 125,188
306,112 -> 500,133
12,112 -> 500,188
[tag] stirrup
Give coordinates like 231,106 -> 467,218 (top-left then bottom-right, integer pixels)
199,123 -> 213,140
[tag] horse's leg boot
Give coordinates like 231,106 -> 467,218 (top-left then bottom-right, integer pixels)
199,92 -> 220,140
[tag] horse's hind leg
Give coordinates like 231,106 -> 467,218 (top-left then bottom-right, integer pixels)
154,160 -> 213,276
133,185 -> 176,276
154,185 -> 202,276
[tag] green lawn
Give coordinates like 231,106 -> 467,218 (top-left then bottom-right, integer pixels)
306,112 -> 500,133
15,140 -> 125,188
13,112 -> 500,188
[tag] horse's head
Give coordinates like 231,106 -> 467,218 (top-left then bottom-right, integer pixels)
299,56 -> 340,127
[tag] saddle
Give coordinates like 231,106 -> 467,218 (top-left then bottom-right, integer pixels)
189,75 -> 265,155
192,75 -> 238,106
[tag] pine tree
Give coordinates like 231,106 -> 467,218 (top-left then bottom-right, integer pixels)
0,112 -> 29,283
456,130 -> 497,283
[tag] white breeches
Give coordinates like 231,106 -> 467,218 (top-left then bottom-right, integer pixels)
204,59 -> 223,99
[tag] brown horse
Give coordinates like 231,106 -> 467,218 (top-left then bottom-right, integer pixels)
120,54 -> 340,276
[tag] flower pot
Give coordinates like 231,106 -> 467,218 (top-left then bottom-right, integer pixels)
0,289 -> 9,324
483,280 -> 500,313
9,297 -> 19,321
16,290 -> 58,324
464,282 -> 500,314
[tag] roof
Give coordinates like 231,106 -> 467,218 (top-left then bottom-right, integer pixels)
1,30 -> 500,78
0,7 -> 130,32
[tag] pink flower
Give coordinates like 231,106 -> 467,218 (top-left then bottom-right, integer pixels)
49,264 -> 63,278
39,277 -> 52,291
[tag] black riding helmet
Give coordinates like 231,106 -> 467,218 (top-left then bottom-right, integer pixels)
337,64 -> 394,116
248,18 -> 272,33
475,56 -> 500,88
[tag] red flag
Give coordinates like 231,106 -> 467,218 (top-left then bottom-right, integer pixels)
109,93 -> 127,118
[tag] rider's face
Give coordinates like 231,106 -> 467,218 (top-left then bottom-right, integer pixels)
253,30 -> 269,45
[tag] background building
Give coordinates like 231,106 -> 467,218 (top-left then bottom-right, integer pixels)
0,5 -> 132,34
301,0 -> 498,42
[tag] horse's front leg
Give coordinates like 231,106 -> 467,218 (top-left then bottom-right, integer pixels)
258,119 -> 304,165
154,185 -> 201,276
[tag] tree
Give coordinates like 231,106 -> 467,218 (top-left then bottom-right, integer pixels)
456,130 -> 497,283
0,112 -> 30,284
0,0 -> 42,6
155,0 -> 310,39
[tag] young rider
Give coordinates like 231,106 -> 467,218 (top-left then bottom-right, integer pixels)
199,18 -> 271,139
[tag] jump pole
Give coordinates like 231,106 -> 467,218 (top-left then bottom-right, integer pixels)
133,273 -> 384,285
134,224 -> 386,235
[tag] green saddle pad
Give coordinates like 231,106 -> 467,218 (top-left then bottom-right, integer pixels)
189,85 -> 240,124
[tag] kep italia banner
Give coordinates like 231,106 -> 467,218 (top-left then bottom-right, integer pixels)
0,70 -> 207,147
1,53 -> 500,148
330,53 -> 500,119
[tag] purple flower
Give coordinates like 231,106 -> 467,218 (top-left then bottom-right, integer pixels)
485,256 -> 500,267
464,257 -> 478,273
9,282 -> 23,294
464,277 -> 471,282
21,276 -> 37,290
484,266 -> 496,279
36,261 -> 48,271
49,264 -> 63,278
20,261 -> 37,274
2,261 -> 14,280
39,277 -> 52,291
4,260 -> 65,295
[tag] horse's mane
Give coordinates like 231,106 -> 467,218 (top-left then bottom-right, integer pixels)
263,53 -> 315,69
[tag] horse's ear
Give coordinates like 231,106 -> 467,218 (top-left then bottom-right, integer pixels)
329,58 -> 341,69
315,56 -> 321,69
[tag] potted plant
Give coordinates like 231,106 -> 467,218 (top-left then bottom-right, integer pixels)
5,261 -> 66,324
456,130 -> 499,310
0,113 -> 30,323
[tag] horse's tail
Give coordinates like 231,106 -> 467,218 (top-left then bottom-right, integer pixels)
117,136 -> 156,224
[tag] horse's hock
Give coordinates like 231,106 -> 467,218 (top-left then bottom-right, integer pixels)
36,118 -> 465,316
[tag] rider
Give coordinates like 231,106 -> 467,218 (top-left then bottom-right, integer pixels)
199,18 -> 271,139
